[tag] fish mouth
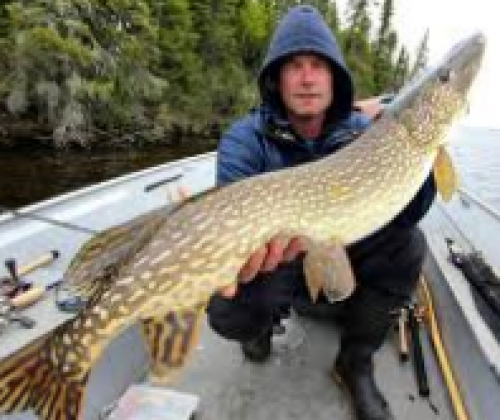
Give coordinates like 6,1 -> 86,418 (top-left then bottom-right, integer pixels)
445,33 -> 486,64
440,32 -> 486,96
387,32 -> 486,117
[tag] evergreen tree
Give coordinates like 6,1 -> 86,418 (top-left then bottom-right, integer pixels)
0,1 -> 14,81
409,28 -> 429,80
2,0 -> 165,145
189,0 -> 249,124
392,45 -> 410,90
237,0 -> 271,75
343,0 -> 374,97
4,1 -> 96,121
267,0 -> 301,21
0,0 -> 416,148
0,1 -> 11,38
320,0 -> 341,36
372,0 -> 398,93
150,0 -> 202,123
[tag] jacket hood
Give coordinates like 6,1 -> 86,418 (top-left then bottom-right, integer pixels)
258,5 -> 354,123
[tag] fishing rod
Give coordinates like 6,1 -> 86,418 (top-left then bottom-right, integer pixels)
437,189 -> 500,317
457,187 -> 500,222
436,202 -> 477,252
446,238 -> 500,318
441,186 -> 500,252
0,205 -> 97,235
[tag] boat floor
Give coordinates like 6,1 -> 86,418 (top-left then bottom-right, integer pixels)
5,202 -> 500,420
174,314 -> 453,420
3,150 -> 500,419
1,293 -> 452,420
1,295 -> 454,420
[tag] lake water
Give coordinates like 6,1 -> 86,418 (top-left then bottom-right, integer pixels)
449,125 -> 500,212
0,143 -> 214,209
0,125 -> 499,212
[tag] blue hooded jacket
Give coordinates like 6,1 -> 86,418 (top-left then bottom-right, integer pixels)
217,4 -> 435,230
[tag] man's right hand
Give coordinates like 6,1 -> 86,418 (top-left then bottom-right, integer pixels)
219,236 -> 305,299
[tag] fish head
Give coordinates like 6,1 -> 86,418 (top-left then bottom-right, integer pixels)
386,32 -> 486,151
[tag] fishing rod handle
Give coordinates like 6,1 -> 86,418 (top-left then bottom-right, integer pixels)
17,250 -> 60,277
11,286 -> 45,308
398,308 -> 409,362
408,307 -> 430,397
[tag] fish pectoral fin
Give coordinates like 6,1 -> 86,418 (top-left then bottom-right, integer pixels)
302,238 -> 356,303
433,146 -> 458,202
140,303 -> 206,385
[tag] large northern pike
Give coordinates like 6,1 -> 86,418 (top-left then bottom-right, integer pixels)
0,33 -> 485,419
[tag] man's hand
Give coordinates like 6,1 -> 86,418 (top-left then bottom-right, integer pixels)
354,97 -> 383,120
219,236 -> 305,299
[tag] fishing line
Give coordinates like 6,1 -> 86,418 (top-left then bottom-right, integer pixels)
0,205 -> 97,235
435,201 -> 477,252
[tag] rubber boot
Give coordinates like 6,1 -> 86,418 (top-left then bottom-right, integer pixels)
333,288 -> 400,420
241,328 -> 273,362
334,354 -> 394,420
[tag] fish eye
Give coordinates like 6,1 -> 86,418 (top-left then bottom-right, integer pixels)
439,68 -> 451,83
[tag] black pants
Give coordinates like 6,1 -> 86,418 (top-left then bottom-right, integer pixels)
207,226 -> 428,356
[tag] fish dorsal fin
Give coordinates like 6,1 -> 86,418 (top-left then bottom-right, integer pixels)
140,304 -> 206,385
60,187 -> 220,301
433,146 -> 458,202
302,238 -> 356,303
62,207 -> 171,302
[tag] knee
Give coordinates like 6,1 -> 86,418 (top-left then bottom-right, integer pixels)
355,227 -> 428,298
411,226 -> 427,254
206,294 -> 266,342
206,295 -> 237,338
407,227 -> 428,270
393,227 -> 428,295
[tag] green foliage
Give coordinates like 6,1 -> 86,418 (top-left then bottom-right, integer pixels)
152,0 -> 201,113
341,1 -> 374,97
0,0 -> 418,148
237,0 -> 271,74
392,46 -> 410,90
0,2 -> 11,38
372,0 -> 397,93
410,28 -> 429,80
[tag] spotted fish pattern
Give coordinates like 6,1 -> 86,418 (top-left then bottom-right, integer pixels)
0,33 -> 485,420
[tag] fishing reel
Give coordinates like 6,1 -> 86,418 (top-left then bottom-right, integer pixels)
0,259 -> 32,298
0,296 -> 35,335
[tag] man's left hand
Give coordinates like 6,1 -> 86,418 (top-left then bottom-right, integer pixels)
354,97 -> 383,120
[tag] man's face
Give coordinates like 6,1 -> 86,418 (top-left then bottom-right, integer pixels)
278,53 -> 333,120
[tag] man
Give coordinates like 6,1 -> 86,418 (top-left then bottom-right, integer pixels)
207,5 -> 435,420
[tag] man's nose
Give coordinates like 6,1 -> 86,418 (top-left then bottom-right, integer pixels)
300,65 -> 316,84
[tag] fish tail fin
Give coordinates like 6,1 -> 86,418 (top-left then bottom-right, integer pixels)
0,337 -> 87,420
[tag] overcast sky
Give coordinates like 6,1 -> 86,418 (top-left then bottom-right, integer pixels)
338,0 -> 499,128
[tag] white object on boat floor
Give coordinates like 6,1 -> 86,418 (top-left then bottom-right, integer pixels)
104,385 -> 199,420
